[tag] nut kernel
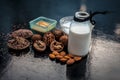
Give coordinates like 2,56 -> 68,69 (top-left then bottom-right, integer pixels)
60,51 -> 66,56
52,51 -> 59,56
64,55 -> 70,59
32,34 -> 42,41
74,56 -> 82,61
60,58 -> 67,62
66,59 -> 75,65
49,54 -> 56,59
67,54 -> 74,58
56,55 -> 63,59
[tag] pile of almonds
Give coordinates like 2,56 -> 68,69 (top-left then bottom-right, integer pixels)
49,51 -> 82,65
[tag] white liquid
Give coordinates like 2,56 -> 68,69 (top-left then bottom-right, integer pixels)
68,23 -> 91,56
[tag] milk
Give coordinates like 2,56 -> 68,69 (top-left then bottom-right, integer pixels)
68,21 -> 91,56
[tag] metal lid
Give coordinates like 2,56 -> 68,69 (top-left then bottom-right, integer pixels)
74,11 -> 90,22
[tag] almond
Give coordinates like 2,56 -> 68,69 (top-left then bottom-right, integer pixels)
56,55 -> 63,59
66,59 -> 75,65
64,55 -> 70,59
67,54 -> 74,58
52,51 -> 59,56
60,51 -> 66,56
74,56 -> 82,61
49,54 -> 56,59
60,58 -> 67,62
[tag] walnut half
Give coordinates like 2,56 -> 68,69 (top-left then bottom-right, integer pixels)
7,37 -> 30,50
43,32 -> 55,46
33,40 -> 46,52
50,41 -> 64,52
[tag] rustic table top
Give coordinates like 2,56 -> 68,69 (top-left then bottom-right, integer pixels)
0,0 -> 120,80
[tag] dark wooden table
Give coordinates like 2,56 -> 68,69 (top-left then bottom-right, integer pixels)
0,0 -> 120,80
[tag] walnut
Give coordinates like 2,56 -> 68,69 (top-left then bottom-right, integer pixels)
59,34 -> 68,46
50,41 -> 64,52
7,37 -> 30,50
11,29 -> 33,38
52,29 -> 64,40
33,40 -> 46,52
31,34 -> 42,42
43,32 -> 55,46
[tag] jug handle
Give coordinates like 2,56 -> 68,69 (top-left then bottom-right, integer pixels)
89,11 -> 110,25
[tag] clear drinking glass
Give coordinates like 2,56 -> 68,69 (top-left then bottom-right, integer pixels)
59,16 -> 73,34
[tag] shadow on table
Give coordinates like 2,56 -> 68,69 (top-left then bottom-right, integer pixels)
8,47 -> 30,56
0,47 -> 12,78
66,56 -> 87,80
33,48 -> 50,59
0,54 -> 11,79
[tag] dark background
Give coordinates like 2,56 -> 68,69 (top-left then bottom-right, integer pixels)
0,0 -> 120,80
0,0 -> 120,35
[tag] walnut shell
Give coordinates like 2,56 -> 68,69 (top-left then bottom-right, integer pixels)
33,40 -> 46,52
31,34 -> 42,42
59,34 -> 68,46
7,37 -> 30,50
52,29 -> 64,40
50,41 -> 64,52
11,29 -> 33,38
43,32 -> 55,46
